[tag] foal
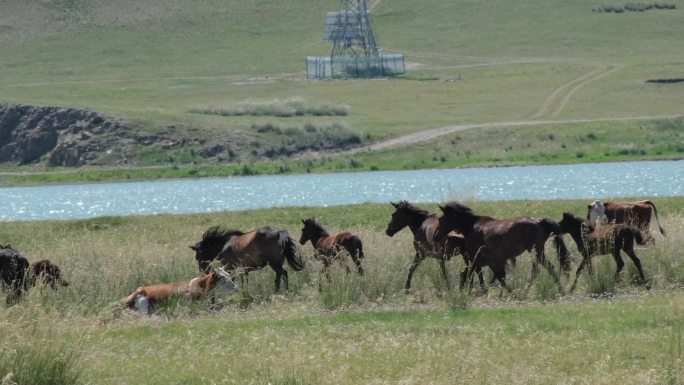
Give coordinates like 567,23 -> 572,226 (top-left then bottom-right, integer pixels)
299,218 -> 364,283
559,212 -> 647,291
123,268 -> 237,314
29,260 -> 69,290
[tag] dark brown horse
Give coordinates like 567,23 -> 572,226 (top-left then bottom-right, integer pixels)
434,202 -> 571,290
124,268 -> 237,315
29,259 -> 69,290
299,218 -> 364,284
0,245 -> 29,304
190,226 -> 304,291
559,212 -> 647,291
385,201 -> 469,292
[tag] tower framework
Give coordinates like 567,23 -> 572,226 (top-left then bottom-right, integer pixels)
306,0 -> 404,79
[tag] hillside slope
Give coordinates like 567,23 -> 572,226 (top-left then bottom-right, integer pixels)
0,0 -> 682,170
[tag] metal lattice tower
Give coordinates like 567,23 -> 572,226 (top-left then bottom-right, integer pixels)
324,0 -> 379,59
306,0 -> 404,78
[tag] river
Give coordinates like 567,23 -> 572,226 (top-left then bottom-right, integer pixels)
0,160 -> 681,221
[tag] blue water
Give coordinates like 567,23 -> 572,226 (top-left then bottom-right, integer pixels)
0,160 -> 681,221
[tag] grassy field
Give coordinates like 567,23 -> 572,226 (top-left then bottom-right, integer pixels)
0,0 -> 682,178
1,197 -> 683,384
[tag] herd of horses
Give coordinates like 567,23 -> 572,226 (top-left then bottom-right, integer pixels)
0,199 -> 666,312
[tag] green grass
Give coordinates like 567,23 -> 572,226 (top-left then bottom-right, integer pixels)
0,0 -> 683,175
0,198 -> 683,383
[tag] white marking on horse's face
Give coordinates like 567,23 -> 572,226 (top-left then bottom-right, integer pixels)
134,295 -> 151,314
214,268 -> 238,296
588,200 -> 608,225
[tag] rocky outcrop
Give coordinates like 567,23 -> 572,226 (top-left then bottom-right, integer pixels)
0,104 -> 127,166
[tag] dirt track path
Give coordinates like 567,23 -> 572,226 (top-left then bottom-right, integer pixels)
351,115 -> 682,153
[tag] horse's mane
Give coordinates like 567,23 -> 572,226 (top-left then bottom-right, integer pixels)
395,200 -> 431,217
303,218 -> 329,237
200,226 -> 244,245
441,202 -> 477,218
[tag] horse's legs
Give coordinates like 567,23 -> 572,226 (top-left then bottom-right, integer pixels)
438,257 -> 451,290
350,249 -> 364,276
612,250 -> 626,281
570,256 -> 590,292
534,247 -> 561,285
405,252 -> 425,292
493,264 -> 510,292
270,264 -> 288,292
624,246 -> 646,283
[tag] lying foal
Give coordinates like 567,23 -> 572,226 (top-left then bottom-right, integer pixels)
123,268 -> 237,314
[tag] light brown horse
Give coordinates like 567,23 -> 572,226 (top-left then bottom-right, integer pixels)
299,218 -> 364,284
190,226 -> 304,291
385,201 -> 469,292
559,212 -> 647,291
434,202 -> 571,291
587,200 -> 665,242
123,268 -> 237,314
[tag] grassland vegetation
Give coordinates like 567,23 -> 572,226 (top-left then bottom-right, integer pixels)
0,198 -> 682,383
0,0 -> 682,180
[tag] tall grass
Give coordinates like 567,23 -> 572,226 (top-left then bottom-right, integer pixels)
0,318 -> 83,385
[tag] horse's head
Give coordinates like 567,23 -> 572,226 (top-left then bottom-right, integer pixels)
434,202 -> 474,242
587,200 -> 608,225
189,242 -> 215,273
386,201 -> 417,236
559,212 -> 583,234
299,218 -> 321,245
211,267 -> 238,295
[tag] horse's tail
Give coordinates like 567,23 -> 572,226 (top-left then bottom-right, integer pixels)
279,231 -> 305,271
630,226 -> 646,246
643,200 -> 666,236
541,218 -> 572,273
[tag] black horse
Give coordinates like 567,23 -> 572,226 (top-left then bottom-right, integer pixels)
0,245 -> 29,304
434,202 -> 571,291
190,226 -> 304,291
385,201 -> 469,292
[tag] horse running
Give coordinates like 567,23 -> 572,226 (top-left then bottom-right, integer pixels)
29,259 -> 69,290
559,212 -> 647,291
434,202 -> 571,291
0,245 -> 29,304
190,225 -> 304,291
299,218 -> 364,284
385,201 -> 468,292
124,268 -> 237,314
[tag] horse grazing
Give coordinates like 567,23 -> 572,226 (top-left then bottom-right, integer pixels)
29,260 -> 69,290
0,245 -> 29,304
559,212 -> 647,291
124,268 -> 237,315
190,225 -> 304,291
587,200 -> 665,242
434,202 -> 571,291
299,218 -> 364,284
385,201 -> 468,292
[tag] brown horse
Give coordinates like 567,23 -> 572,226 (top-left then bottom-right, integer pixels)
29,259 -> 69,290
385,201 -> 469,292
299,218 -> 364,284
190,225 -> 304,291
0,245 -> 29,304
587,200 -> 665,242
559,212 -> 647,291
434,202 -> 571,291
124,268 -> 237,314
